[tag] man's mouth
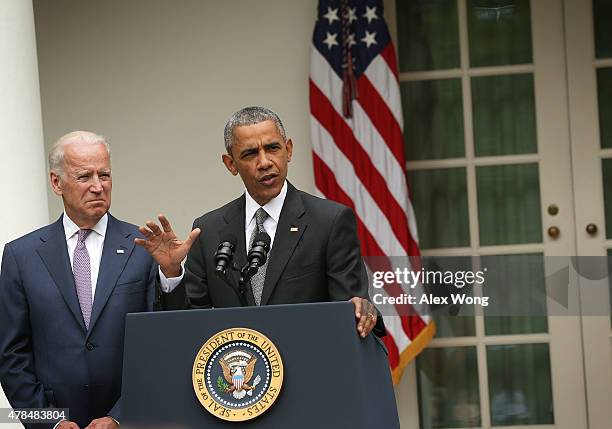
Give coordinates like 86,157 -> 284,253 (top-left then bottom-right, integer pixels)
258,173 -> 278,186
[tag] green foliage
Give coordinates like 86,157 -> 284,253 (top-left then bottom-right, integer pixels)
217,376 -> 230,391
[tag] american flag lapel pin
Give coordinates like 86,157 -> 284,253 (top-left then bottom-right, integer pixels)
290,227 -> 298,232
116,249 -> 125,254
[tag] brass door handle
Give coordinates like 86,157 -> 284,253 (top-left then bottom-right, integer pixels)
547,226 -> 560,239
586,223 -> 598,235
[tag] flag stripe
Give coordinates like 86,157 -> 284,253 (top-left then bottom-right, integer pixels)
355,75 -> 405,166
382,331 -> 400,368
363,54 -> 404,130
380,42 -> 400,78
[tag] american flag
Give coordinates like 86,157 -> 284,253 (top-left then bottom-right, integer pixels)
309,0 -> 435,384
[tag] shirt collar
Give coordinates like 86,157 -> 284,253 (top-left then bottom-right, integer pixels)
63,212 -> 108,241
244,180 -> 287,228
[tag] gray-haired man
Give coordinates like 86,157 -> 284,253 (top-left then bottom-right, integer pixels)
137,106 -> 383,337
0,131 -> 179,429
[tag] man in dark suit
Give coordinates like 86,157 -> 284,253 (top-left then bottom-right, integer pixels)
137,106 -> 382,337
0,131 -> 177,429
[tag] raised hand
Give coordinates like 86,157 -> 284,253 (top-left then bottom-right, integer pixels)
134,214 -> 200,277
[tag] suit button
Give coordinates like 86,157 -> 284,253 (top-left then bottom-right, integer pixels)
83,384 -> 89,391
86,342 -> 94,351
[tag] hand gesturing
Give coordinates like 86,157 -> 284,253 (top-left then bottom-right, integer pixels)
134,214 -> 200,277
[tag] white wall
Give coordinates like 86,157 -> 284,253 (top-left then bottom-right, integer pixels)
34,0 -> 317,237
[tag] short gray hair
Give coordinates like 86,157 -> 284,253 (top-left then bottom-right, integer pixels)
223,106 -> 287,154
48,131 -> 110,177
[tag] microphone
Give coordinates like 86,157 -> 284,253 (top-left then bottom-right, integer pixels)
214,233 -> 237,277
246,232 -> 271,277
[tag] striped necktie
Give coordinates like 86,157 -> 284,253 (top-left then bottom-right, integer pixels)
73,229 -> 93,329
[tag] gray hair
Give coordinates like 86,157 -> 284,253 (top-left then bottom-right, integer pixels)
223,106 -> 287,154
48,131 -> 110,177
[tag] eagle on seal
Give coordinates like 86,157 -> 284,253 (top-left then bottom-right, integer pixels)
220,355 -> 258,399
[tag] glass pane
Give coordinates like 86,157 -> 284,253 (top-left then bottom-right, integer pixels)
597,68 -> 612,149
402,79 -> 465,160
417,347 -> 480,428
408,168 -> 470,249
476,163 -> 542,245
425,257 -> 475,338
397,0 -> 460,71
487,343 -> 554,426
602,159 -> 612,239
481,253 -> 548,335
594,0 -> 612,59
467,0 -> 533,67
472,74 -> 537,156
433,312 -> 475,338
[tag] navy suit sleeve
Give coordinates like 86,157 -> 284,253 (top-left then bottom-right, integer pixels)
0,243 -> 48,409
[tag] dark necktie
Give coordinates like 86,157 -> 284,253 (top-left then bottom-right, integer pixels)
73,229 -> 93,329
250,208 -> 269,305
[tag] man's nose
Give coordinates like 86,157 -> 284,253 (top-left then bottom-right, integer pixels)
257,151 -> 273,169
90,176 -> 103,192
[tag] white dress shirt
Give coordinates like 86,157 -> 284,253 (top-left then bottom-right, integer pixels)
63,212 -> 108,303
160,181 -> 288,293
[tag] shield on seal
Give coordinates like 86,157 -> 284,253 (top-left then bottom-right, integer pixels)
233,372 -> 244,390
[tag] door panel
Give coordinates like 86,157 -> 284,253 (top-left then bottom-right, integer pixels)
564,1 -> 612,427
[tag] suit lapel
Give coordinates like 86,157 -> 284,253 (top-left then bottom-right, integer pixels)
37,216 -> 87,333
223,195 -> 255,305
260,184 -> 307,305
87,214 -> 134,337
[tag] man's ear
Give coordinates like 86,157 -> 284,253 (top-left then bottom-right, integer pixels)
50,172 -> 63,196
286,139 -> 293,162
222,153 -> 238,176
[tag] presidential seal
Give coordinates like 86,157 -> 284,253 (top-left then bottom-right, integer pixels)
192,328 -> 284,422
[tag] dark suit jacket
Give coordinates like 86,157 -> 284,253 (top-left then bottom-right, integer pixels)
183,183 -> 384,334
0,214 -> 163,429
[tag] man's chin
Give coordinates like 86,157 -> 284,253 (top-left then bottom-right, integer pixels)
251,185 -> 281,206
87,206 -> 110,219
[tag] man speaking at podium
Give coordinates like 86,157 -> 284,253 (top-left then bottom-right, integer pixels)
136,106 -> 383,338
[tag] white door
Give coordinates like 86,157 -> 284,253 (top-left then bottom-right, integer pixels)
564,0 -> 612,427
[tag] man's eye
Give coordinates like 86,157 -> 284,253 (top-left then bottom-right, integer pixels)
100,173 -> 111,179
78,175 -> 89,181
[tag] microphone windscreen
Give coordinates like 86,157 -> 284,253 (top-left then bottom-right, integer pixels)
253,231 -> 271,246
